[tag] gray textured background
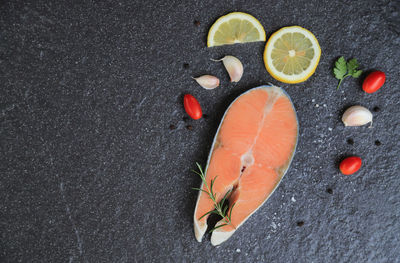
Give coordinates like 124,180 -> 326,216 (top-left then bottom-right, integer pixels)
1,0 -> 399,262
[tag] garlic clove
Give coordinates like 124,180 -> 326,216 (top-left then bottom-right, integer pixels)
212,55 -> 243,82
342,105 -> 373,127
192,75 -> 220,90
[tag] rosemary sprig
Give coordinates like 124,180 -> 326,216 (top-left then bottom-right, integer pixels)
192,162 -> 235,232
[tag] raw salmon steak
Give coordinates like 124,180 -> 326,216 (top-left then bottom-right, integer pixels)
193,85 -> 298,245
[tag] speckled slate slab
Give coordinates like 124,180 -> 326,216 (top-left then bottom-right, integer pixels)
1,1 -> 399,262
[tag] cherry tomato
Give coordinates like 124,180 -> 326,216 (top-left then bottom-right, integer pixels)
362,71 -> 386,94
339,156 -> 362,175
183,94 -> 202,120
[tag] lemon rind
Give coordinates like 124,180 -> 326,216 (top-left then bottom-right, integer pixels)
263,26 -> 321,84
207,12 -> 266,47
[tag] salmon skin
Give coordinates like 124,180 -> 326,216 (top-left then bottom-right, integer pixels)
193,85 -> 298,246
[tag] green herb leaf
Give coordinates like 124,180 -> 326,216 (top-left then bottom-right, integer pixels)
346,58 -> 359,75
333,56 -> 363,89
192,187 -> 209,194
214,203 -> 220,211
199,210 -> 218,220
222,205 -> 228,216
210,176 -> 218,197
352,69 -> 363,78
228,202 -> 236,221
196,162 -> 203,173
333,56 -> 347,79
191,170 -> 204,179
220,189 -> 232,207
192,163 -> 236,232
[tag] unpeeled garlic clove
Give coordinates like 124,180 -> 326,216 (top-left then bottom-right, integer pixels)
212,55 -> 243,82
192,75 -> 220,90
342,105 -> 373,127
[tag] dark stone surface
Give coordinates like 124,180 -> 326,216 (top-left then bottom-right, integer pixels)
1,0 -> 399,262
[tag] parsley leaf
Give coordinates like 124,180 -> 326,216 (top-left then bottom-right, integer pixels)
334,56 -> 347,79
352,70 -> 363,78
346,58 -> 359,75
333,56 -> 363,89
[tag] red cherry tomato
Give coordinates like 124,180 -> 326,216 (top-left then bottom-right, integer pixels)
183,94 -> 202,120
362,71 -> 385,93
339,156 -> 362,175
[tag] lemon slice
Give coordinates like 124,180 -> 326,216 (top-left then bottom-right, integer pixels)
263,26 -> 321,84
207,12 -> 266,47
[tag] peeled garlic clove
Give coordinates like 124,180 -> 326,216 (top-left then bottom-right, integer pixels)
192,75 -> 220,90
212,55 -> 243,82
342,106 -> 373,127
